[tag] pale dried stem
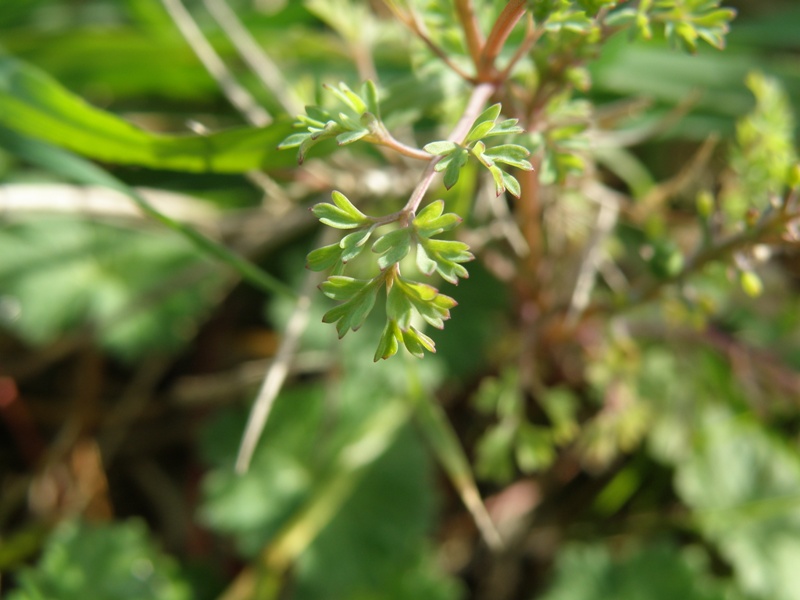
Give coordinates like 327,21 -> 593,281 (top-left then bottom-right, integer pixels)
454,0 -> 485,71
160,0 -> 271,126
235,268 -> 322,474
381,0 -> 473,81
202,0 -> 303,116
566,183 -> 622,326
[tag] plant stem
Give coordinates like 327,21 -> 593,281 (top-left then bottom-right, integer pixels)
382,0 -> 473,81
454,0 -> 485,72
479,0 -> 528,81
572,206 -> 799,321
401,83 -> 496,216
374,132 -> 431,161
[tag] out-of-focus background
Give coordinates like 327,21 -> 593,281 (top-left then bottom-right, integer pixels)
1,1 -> 799,599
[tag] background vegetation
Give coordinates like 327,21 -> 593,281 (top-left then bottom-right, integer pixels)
1,1 -> 799,599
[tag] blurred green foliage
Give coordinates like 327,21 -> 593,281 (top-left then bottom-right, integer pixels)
0,1 -> 799,599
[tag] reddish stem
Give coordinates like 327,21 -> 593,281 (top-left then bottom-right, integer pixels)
479,0 -> 528,82
454,0 -> 485,73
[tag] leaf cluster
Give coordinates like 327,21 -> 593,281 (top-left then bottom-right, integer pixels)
306,193 -> 472,361
278,80 -> 383,163
606,0 -> 737,52
424,104 -> 533,197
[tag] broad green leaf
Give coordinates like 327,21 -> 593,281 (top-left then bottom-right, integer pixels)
0,214 -> 228,362
475,423 -> 516,483
199,366 -> 460,599
8,520 -> 192,600
675,406 -> 800,600
0,56 -> 299,173
539,543 -> 731,600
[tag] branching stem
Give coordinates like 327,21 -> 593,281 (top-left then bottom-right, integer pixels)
479,0 -> 528,81
402,83 -> 496,216
454,0 -> 485,71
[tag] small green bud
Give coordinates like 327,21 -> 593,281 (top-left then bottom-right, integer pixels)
740,271 -> 763,297
788,163 -> 800,189
696,190 -> 714,219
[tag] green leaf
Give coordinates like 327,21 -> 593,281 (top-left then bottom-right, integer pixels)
277,132 -> 310,149
540,542 -> 731,600
418,238 -> 473,284
307,243 -> 344,271
321,278 -> 381,337
199,375 -> 460,599
340,228 -> 373,263
416,242 -> 438,276
500,170 -> 522,198
424,141 -> 459,155
413,200 -> 462,238
363,80 -> 380,119
374,320 -> 402,361
312,191 -> 370,229
336,129 -> 370,145
475,424 -> 516,483
443,148 -> 469,189
674,406 -> 800,600
414,199 -> 445,224
372,228 -> 412,270
488,164 -> 506,196
395,278 -> 456,329
311,204 -> 364,229
324,82 -> 367,115
515,423 -> 555,473
474,103 -> 502,124
386,282 -> 414,331
401,326 -> 436,358
483,144 -> 534,170
485,118 -> 525,137
319,276 -> 369,301
0,56 -> 300,173
8,519 -> 192,600
466,120 -> 495,143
